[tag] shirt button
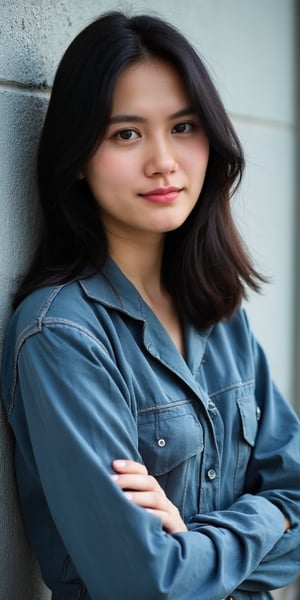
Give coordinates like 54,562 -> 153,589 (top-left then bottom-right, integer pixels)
207,468 -> 217,480
157,438 -> 166,447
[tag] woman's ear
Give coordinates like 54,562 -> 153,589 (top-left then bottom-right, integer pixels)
78,171 -> 85,180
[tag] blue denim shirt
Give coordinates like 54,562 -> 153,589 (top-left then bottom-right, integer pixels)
1,258 -> 300,600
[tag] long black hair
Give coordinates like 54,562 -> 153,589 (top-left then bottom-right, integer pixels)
14,11 -> 264,327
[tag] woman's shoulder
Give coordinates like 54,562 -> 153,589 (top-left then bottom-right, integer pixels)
12,280 -> 84,333
1,274 -> 117,415
8,272 -> 113,342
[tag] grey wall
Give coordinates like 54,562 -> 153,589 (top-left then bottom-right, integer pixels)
0,1 -> 298,598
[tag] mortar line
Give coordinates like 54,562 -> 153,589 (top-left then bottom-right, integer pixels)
0,79 -> 51,94
0,80 -> 295,131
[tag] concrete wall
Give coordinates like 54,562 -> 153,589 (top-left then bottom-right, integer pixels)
0,1 -> 298,598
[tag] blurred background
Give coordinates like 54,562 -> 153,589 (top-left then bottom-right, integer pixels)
0,1 -> 299,598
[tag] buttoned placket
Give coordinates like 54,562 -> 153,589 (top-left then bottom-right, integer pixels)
143,323 -> 221,515
82,261 -> 225,514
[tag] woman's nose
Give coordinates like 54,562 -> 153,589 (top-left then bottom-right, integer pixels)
144,138 -> 178,177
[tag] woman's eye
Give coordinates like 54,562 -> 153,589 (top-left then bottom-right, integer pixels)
172,122 -> 194,134
114,129 -> 139,141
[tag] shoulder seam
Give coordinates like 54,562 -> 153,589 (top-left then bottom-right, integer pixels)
8,317 -> 109,417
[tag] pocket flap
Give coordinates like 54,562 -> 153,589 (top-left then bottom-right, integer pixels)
236,395 -> 259,446
138,406 -> 203,476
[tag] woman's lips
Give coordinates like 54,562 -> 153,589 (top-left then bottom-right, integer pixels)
140,187 -> 181,203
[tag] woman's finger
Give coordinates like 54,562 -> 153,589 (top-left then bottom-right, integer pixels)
111,473 -> 162,493
123,492 -> 187,534
112,459 -> 148,475
123,490 -> 167,510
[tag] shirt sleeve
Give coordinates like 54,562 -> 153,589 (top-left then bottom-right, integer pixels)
15,320 -> 286,600
188,309 -> 300,594
237,311 -> 300,592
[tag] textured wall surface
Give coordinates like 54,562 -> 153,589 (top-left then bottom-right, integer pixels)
0,1 -> 298,598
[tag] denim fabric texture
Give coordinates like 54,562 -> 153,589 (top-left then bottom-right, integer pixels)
1,258 -> 300,599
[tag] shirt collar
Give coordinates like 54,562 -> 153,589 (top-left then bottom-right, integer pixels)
79,258 -> 213,376
79,258 -> 146,321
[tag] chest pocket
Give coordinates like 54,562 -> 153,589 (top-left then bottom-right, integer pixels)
137,401 -> 203,521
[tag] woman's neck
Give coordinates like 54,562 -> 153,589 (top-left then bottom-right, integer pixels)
108,233 -> 165,301
107,232 -> 186,358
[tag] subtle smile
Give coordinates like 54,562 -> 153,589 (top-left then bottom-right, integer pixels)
139,187 -> 182,204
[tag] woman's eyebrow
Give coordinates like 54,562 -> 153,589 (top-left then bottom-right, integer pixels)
169,107 -> 196,119
108,107 -> 196,125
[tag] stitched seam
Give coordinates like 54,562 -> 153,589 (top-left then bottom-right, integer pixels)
138,399 -> 192,415
42,318 -> 110,352
9,324 -> 42,417
151,448 -> 201,475
209,379 -> 255,398
8,319 -> 109,416
36,285 -> 65,322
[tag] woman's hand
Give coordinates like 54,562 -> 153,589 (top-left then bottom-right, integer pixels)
111,459 -> 187,533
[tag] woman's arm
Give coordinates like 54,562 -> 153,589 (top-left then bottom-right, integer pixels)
112,459 -> 299,595
111,458 -> 291,532
111,459 -> 187,533
113,458 -> 299,595
110,309 -> 300,594
9,321 -> 287,600
189,312 -> 300,593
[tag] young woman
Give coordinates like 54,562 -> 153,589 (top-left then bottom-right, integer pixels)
2,11 -> 300,600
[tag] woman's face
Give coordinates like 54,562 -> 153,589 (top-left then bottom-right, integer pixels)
83,58 -> 209,245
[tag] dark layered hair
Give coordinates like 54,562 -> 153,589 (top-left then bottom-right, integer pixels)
14,11 -> 264,326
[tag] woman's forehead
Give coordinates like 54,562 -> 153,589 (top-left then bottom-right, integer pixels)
110,59 -> 191,118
